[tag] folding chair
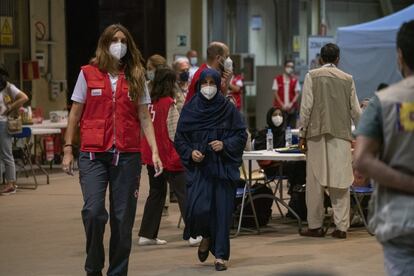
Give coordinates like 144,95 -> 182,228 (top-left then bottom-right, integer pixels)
12,127 -> 49,189
231,162 -> 264,237
350,184 -> 374,236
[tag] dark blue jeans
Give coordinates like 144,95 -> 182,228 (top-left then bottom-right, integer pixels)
78,151 -> 141,276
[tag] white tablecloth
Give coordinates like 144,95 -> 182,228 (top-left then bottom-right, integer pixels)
30,128 -> 61,135
243,150 -> 306,161
27,120 -> 67,129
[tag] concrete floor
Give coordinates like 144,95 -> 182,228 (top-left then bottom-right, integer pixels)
0,168 -> 385,276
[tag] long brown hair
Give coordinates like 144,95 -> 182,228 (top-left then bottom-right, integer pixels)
151,65 -> 176,101
90,24 -> 145,100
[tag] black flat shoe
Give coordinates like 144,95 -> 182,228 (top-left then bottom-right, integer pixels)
215,262 -> 227,271
331,229 -> 347,239
300,227 -> 325,237
197,238 -> 210,262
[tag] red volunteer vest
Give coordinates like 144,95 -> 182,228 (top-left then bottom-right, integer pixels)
273,74 -> 298,110
229,75 -> 243,110
141,97 -> 183,172
80,65 -> 141,152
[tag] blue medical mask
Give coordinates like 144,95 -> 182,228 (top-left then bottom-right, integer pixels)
146,70 -> 155,81
190,57 -> 198,66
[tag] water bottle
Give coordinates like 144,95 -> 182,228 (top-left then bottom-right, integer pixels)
266,129 -> 273,151
285,126 -> 292,147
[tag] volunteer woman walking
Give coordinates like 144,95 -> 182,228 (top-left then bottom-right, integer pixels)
62,24 -> 162,276
175,68 -> 247,271
138,66 -> 187,245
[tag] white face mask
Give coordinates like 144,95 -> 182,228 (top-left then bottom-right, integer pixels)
285,67 -> 294,75
146,70 -> 155,81
109,42 -> 127,60
272,115 -> 283,127
200,86 -> 217,100
190,57 -> 198,66
224,57 -> 233,72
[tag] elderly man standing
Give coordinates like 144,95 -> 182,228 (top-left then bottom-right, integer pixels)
354,20 -> 414,275
172,57 -> 191,113
299,43 -> 361,239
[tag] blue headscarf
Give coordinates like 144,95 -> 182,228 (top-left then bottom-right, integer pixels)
177,68 -> 245,132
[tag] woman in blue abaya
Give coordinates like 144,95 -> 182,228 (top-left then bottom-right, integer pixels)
174,68 -> 247,271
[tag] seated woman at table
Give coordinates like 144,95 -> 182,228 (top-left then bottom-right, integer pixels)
254,107 -> 307,219
0,64 -> 29,195
174,68 -> 247,271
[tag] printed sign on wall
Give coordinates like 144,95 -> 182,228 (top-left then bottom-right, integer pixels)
308,36 -> 334,70
0,17 -> 14,46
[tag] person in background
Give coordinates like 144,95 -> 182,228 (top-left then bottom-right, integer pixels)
185,42 -> 233,104
354,20 -> 414,276
62,24 -> 162,276
138,66 -> 188,246
0,64 -> 29,195
228,64 -> 244,111
272,60 -> 301,128
146,54 -> 167,87
187,49 -> 199,81
146,54 -> 170,216
254,107 -> 307,220
175,69 -> 247,271
359,98 -> 371,111
299,43 -> 361,239
377,82 -> 389,91
172,57 -> 190,113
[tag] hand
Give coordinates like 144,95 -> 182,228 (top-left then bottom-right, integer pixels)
353,170 -> 369,187
62,149 -> 74,176
299,138 -> 307,153
209,140 -> 223,152
222,70 -> 233,83
152,153 -> 163,177
192,150 -> 205,163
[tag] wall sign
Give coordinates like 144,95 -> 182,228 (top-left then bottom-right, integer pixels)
0,17 -> 14,46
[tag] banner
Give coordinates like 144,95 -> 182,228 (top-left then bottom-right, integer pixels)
308,36 -> 334,70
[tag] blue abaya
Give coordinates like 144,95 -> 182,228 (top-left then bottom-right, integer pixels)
175,69 -> 247,260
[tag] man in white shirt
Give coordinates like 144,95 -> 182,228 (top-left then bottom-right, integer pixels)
187,49 -> 199,82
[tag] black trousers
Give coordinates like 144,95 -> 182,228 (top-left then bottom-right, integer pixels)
138,165 -> 186,239
78,151 -> 141,276
286,111 -> 297,128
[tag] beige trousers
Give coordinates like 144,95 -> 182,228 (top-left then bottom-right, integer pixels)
306,169 -> 350,231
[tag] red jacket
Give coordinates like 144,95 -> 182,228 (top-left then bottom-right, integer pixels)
141,97 -> 183,172
80,65 -> 141,152
273,74 -> 298,110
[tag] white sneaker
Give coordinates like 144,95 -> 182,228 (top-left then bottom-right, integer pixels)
188,236 -> 202,247
138,237 -> 167,246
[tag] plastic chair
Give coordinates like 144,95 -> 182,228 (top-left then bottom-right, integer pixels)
350,184 -> 374,235
12,127 -> 38,189
12,127 -> 49,189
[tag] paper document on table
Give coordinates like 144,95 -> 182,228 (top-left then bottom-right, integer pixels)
275,145 -> 302,154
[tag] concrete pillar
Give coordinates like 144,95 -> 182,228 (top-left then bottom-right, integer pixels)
235,0 -> 249,53
211,0 -> 226,42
